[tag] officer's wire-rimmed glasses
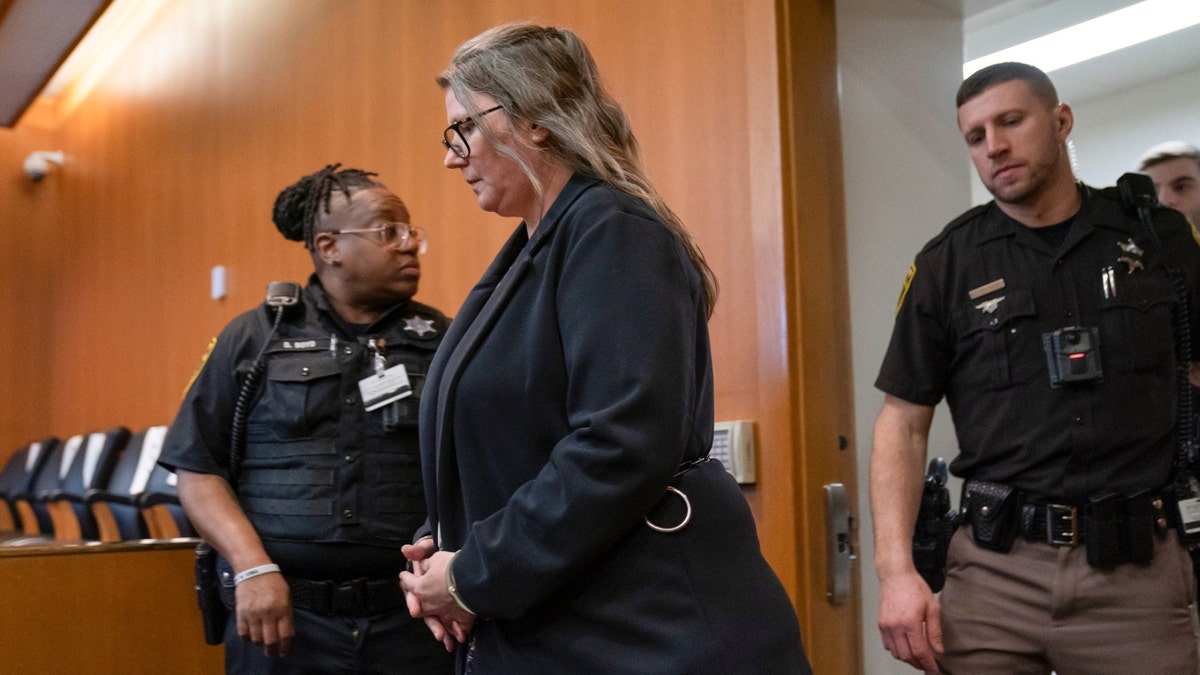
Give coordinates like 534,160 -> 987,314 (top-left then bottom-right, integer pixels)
442,105 -> 504,159
326,222 -> 428,254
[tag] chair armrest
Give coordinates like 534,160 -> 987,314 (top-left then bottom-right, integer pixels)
90,501 -> 123,543
83,488 -> 137,506
141,503 -> 183,539
13,500 -> 41,535
46,500 -> 82,540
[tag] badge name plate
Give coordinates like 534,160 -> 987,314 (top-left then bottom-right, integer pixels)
1177,496 -> 1200,538
358,364 -> 412,411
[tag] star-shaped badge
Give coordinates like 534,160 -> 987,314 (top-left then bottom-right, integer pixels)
1117,256 -> 1144,273
1117,238 -> 1144,257
403,315 -> 437,338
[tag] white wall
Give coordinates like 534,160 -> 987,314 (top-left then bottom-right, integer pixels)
1063,67 -> 1200,189
835,1 -> 967,673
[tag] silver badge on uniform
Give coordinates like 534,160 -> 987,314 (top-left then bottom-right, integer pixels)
1117,238 -> 1144,273
1117,238 -> 1143,257
403,315 -> 437,338
1117,256 -> 1144,273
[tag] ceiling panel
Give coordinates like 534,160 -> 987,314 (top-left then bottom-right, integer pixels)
927,0 -> 1200,103
0,0 -> 110,127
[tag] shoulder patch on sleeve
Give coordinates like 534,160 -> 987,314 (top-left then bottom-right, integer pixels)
895,264 -> 917,319
181,337 -> 218,400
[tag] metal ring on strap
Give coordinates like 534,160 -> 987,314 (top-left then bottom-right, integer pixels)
644,486 -> 692,533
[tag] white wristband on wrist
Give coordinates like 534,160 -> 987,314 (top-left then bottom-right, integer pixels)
233,563 -> 281,585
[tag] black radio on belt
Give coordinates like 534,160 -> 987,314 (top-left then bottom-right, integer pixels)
1042,326 -> 1103,387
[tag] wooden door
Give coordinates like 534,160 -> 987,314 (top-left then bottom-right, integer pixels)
774,0 -> 864,671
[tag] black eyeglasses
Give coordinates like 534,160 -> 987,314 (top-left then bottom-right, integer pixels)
442,105 -> 504,159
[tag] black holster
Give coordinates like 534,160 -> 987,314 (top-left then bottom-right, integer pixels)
912,458 -> 957,592
194,542 -> 228,645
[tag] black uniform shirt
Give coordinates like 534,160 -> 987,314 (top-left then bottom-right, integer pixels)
877,185 -> 1200,503
161,275 -> 449,579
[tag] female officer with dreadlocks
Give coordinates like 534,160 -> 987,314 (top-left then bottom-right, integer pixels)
160,165 -> 453,674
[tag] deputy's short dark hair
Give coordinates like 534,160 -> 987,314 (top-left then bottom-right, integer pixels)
956,62 -> 1059,109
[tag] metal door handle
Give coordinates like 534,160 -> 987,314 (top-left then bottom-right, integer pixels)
824,482 -> 856,605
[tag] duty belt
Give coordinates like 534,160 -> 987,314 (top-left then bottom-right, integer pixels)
288,576 -> 406,617
962,480 -> 1173,548
1022,503 -> 1084,546
1021,495 -> 1173,547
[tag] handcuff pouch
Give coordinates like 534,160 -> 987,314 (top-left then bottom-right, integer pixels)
963,480 -> 1021,553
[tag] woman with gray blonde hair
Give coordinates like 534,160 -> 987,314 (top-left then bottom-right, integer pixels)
400,22 -> 811,673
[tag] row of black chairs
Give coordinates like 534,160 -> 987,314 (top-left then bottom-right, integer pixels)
0,426 -> 195,545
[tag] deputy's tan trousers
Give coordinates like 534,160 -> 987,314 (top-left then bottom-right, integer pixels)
938,525 -> 1200,674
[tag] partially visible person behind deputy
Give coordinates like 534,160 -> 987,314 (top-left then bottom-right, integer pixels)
397,22 -> 811,674
872,62 -> 1200,674
159,164 -> 454,674
1140,140 -> 1200,231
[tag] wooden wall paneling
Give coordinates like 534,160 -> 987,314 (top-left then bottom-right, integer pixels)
19,0 -> 779,467
0,123 -> 58,453
0,1 -> 861,669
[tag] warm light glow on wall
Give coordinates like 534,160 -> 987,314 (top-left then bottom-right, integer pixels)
964,0 -> 1200,77
37,0 -> 166,124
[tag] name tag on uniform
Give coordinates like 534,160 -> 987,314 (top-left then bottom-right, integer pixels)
358,364 -> 412,411
968,278 -> 1005,300
1178,496 -> 1200,537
